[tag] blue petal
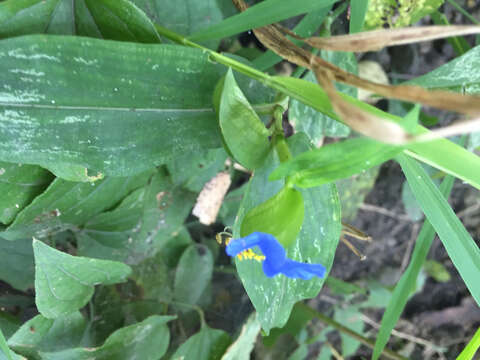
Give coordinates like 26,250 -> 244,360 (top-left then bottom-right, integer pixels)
226,232 -> 326,280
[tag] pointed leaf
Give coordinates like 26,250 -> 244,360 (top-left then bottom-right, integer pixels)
171,326 -> 231,360
233,133 -> 341,333
38,315 -> 174,360
8,312 -> 87,359
174,244 -> 213,309
270,137 -> 401,188
219,69 -> 270,169
397,154 -> 480,305
33,239 -> 131,318
221,313 -> 260,360
0,238 -> 34,291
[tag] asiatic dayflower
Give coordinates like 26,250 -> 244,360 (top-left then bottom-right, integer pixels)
225,232 -> 326,280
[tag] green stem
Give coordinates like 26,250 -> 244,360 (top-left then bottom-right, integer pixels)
446,0 -> 480,25
300,304 -> 408,360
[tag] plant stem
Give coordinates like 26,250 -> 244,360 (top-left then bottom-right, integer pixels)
299,303 -> 408,360
446,0 -> 480,25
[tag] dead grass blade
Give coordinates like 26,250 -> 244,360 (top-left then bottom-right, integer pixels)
313,66 -> 410,144
413,117 -> 480,143
232,0 -> 480,117
304,25 -> 480,52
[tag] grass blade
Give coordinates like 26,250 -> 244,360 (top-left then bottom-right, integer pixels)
372,174 -> 455,360
188,0 -> 338,41
397,154 -> 480,306
457,328 -> 480,360
349,0 -> 369,33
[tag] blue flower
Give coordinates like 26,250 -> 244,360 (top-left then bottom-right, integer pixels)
226,232 -> 326,280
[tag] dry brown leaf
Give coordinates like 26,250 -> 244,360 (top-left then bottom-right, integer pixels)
305,25 -> 480,52
413,117 -> 480,143
232,0 -> 480,118
192,171 -> 231,225
313,66 -> 410,144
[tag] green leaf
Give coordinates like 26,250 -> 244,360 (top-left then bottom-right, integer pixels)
350,0 -> 369,33
218,184 -> 247,227
457,328 -> 480,360
132,0 -> 223,49
8,312 -> 87,359
33,239 -> 131,318
0,327 -> 12,360
174,244 -> 213,309
290,72 -> 352,143
219,69 -> 271,169
171,326 -> 231,360
325,277 -> 367,295
0,163 -> 53,225
240,186 -> 304,248
0,238 -> 34,291
0,35 -> 225,177
166,148 -> 228,192
189,0 -> 339,41
270,137 -> 401,188
408,44 -> 480,94
221,313 -> 261,360
2,171 -> 152,241
268,75 -> 480,190
38,315 -> 174,360
397,154 -> 480,305
77,171 -> 196,264
0,0 -> 160,42
233,133 -> 341,333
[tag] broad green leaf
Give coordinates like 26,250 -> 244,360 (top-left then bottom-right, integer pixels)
77,171 -> 196,264
189,0 -> 339,41
233,133 -> 341,333
38,315 -> 174,360
171,326 -> 231,360
166,148 -> 228,192
253,7 -> 332,71
132,0 -> 223,49
43,163 -> 104,182
0,238 -> 34,291
0,0 -> 160,42
0,35 -> 225,177
350,0 -> 369,33
240,186 -> 304,248
408,44 -> 480,94
33,239 -> 131,318
219,69 -> 270,169
174,244 -> 213,309
2,171 -> 152,241
270,137 -> 401,188
457,328 -> 480,360
0,163 -> 52,224
221,313 -> 261,360
8,312 -> 87,359
397,154 -> 480,305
